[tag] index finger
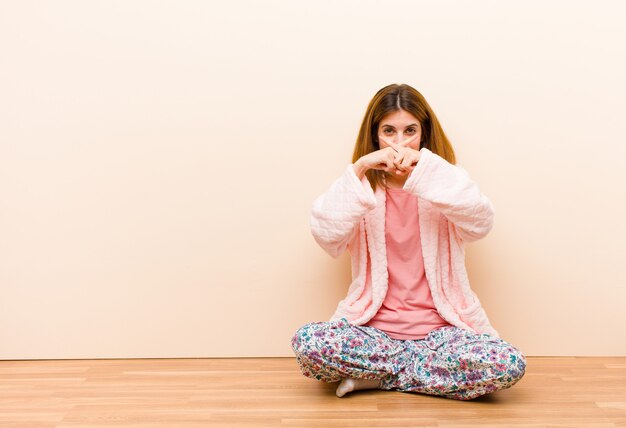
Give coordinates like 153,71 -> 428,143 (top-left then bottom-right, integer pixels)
378,137 -> 399,152
384,140 -> 402,152
398,135 -> 419,147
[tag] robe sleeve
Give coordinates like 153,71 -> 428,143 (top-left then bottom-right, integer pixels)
403,147 -> 495,243
310,164 -> 378,258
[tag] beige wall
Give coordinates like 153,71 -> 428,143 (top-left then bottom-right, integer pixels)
1,1 -> 625,359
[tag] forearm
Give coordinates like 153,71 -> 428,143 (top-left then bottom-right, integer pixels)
310,164 -> 377,257
404,148 -> 495,242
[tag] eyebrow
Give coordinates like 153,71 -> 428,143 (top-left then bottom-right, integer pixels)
381,123 -> 420,128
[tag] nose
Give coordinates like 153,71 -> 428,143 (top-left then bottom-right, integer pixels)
390,134 -> 403,146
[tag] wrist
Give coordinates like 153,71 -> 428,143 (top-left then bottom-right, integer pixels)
353,160 -> 368,180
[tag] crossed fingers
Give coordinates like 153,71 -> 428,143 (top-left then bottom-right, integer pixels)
381,135 -> 418,152
381,137 -> 419,172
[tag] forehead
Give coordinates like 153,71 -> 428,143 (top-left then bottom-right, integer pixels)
380,109 -> 420,126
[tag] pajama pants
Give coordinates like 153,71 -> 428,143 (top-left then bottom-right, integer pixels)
291,318 -> 526,400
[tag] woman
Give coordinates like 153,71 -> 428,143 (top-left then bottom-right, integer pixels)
291,83 -> 526,400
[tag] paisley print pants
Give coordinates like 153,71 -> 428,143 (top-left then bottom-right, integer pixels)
291,318 -> 526,400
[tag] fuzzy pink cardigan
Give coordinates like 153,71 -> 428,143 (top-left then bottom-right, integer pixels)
310,147 -> 499,338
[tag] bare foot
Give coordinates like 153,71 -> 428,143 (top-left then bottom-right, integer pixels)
335,378 -> 381,397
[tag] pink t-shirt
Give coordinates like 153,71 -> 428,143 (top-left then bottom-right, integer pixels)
364,187 -> 452,340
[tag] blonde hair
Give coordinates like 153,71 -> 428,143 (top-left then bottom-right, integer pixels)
352,84 -> 456,191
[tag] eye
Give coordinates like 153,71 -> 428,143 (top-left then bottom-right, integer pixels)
383,128 -> 394,134
406,128 -> 416,134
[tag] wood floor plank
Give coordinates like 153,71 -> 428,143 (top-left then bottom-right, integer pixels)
0,357 -> 625,427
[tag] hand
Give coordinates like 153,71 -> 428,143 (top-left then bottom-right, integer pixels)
354,146 -> 400,175
353,137 -> 421,179
382,138 -> 421,175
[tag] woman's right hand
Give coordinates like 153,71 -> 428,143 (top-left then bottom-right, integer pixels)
353,147 -> 407,179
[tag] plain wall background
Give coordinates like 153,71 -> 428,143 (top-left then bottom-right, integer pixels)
1,0 -> 625,359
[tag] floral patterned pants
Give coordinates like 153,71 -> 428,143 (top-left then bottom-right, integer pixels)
291,318 -> 526,400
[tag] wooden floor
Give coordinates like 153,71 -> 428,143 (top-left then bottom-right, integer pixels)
1,357 -> 625,427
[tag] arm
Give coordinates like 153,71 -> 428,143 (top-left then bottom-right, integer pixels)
310,163 -> 378,258
403,148 -> 495,242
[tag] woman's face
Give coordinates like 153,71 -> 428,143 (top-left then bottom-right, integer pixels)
377,109 -> 422,150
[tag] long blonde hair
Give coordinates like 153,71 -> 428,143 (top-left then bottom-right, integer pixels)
352,84 -> 456,191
